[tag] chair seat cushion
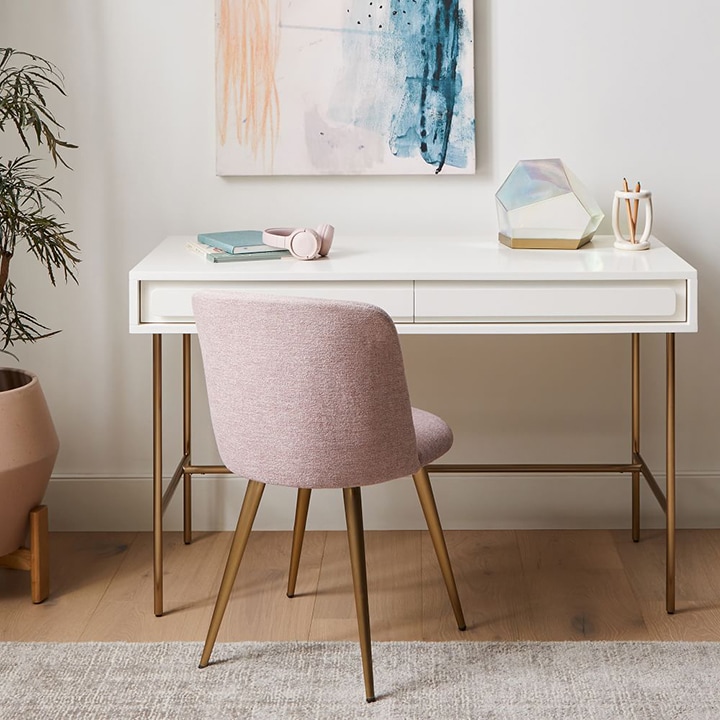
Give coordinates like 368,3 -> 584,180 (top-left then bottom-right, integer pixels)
412,408 -> 453,467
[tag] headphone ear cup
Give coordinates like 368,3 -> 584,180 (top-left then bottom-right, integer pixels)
288,229 -> 321,260
315,224 -> 334,256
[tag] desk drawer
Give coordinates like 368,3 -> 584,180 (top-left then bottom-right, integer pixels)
140,281 -> 414,323
414,280 -> 687,323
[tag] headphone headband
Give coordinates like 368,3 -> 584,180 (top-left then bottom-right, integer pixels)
263,225 -> 334,260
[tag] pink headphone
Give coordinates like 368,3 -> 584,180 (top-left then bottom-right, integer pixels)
262,224 -> 334,260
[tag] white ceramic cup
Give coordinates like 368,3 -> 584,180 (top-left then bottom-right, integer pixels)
612,189 -> 653,250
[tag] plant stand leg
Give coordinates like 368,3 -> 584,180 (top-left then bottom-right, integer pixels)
0,505 -> 50,603
29,505 -> 50,603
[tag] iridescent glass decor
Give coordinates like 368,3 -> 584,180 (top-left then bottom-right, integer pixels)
495,158 -> 604,249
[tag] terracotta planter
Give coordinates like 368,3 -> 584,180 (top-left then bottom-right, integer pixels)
0,368 -> 58,556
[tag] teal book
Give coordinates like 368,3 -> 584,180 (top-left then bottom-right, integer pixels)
186,240 -> 287,263
197,230 -> 285,256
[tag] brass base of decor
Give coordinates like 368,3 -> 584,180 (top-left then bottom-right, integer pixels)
0,505 -> 50,603
498,232 -> 594,250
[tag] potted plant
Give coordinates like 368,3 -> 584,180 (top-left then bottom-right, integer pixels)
0,47 -> 78,585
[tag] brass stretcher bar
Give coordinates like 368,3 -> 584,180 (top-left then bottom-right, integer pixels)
152,332 -> 677,617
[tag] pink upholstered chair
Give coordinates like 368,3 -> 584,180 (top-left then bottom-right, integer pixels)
192,291 -> 466,702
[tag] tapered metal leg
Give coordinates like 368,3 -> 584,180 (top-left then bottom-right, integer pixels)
199,480 -> 265,668
666,334 -> 676,614
632,333 -> 640,542
343,487 -> 375,703
152,334 -> 164,617
413,468 -> 466,631
183,334 -> 193,545
287,488 -> 312,598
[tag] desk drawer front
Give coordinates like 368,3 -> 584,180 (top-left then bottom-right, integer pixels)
140,281 -> 414,323
415,280 -> 687,323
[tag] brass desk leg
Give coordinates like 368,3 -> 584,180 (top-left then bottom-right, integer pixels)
183,334 -> 192,545
666,333 -> 676,614
153,334 -> 164,617
631,334 -> 640,542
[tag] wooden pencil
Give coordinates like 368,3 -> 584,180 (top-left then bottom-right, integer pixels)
632,181 -> 641,228
623,178 -> 636,243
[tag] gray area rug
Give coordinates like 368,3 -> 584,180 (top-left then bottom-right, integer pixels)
1,641 -> 719,719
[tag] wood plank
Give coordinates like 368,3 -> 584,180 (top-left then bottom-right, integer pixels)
309,530 -> 423,642
0,533 -> 136,641
614,529 -> 720,641
4,529 -> 720,643
308,531 -> 356,641
78,532 -> 222,641
364,530 -> 423,641
421,530 -> 532,641
218,530 -> 324,642
516,529 -> 649,640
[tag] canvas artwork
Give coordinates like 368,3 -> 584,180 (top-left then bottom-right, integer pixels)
215,0 -> 476,176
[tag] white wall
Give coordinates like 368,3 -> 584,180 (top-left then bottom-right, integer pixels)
2,0 -> 719,531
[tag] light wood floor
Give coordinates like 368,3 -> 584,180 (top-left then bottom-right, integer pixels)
2,529 -> 720,643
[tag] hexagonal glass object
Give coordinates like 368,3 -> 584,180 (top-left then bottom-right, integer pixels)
495,158 -> 604,249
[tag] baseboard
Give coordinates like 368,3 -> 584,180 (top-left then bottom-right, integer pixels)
43,472 -> 720,532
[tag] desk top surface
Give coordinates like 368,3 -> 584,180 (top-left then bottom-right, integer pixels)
129,234 -> 697,283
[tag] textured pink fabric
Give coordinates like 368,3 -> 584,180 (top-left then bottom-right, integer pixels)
192,292 -> 453,489
411,408 -> 453,467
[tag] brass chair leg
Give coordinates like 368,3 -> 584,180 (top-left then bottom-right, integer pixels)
287,488 -> 312,598
342,487 -> 376,703
413,468 -> 466,631
199,479 -> 265,668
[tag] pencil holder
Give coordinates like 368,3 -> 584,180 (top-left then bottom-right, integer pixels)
612,189 -> 652,250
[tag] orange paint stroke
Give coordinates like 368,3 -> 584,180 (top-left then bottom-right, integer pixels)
217,0 -> 280,164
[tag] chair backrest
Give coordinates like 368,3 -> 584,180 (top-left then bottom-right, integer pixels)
192,291 -> 421,489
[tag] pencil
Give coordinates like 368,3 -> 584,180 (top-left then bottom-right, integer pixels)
623,178 -> 636,243
632,181 -> 641,229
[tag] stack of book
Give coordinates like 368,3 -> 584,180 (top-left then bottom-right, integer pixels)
187,231 -> 289,262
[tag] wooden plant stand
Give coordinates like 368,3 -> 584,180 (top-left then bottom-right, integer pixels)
0,505 -> 50,603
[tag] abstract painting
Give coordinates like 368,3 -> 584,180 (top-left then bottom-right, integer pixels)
216,0 -> 475,175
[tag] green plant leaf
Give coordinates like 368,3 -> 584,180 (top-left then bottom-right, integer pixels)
1,47 -> 79,350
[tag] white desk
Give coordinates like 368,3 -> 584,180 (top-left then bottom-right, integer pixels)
129,234 -> 698,616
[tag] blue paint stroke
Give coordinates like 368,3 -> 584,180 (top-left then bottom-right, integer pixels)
389,0 -> 467,173
324,1 -> 473,173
